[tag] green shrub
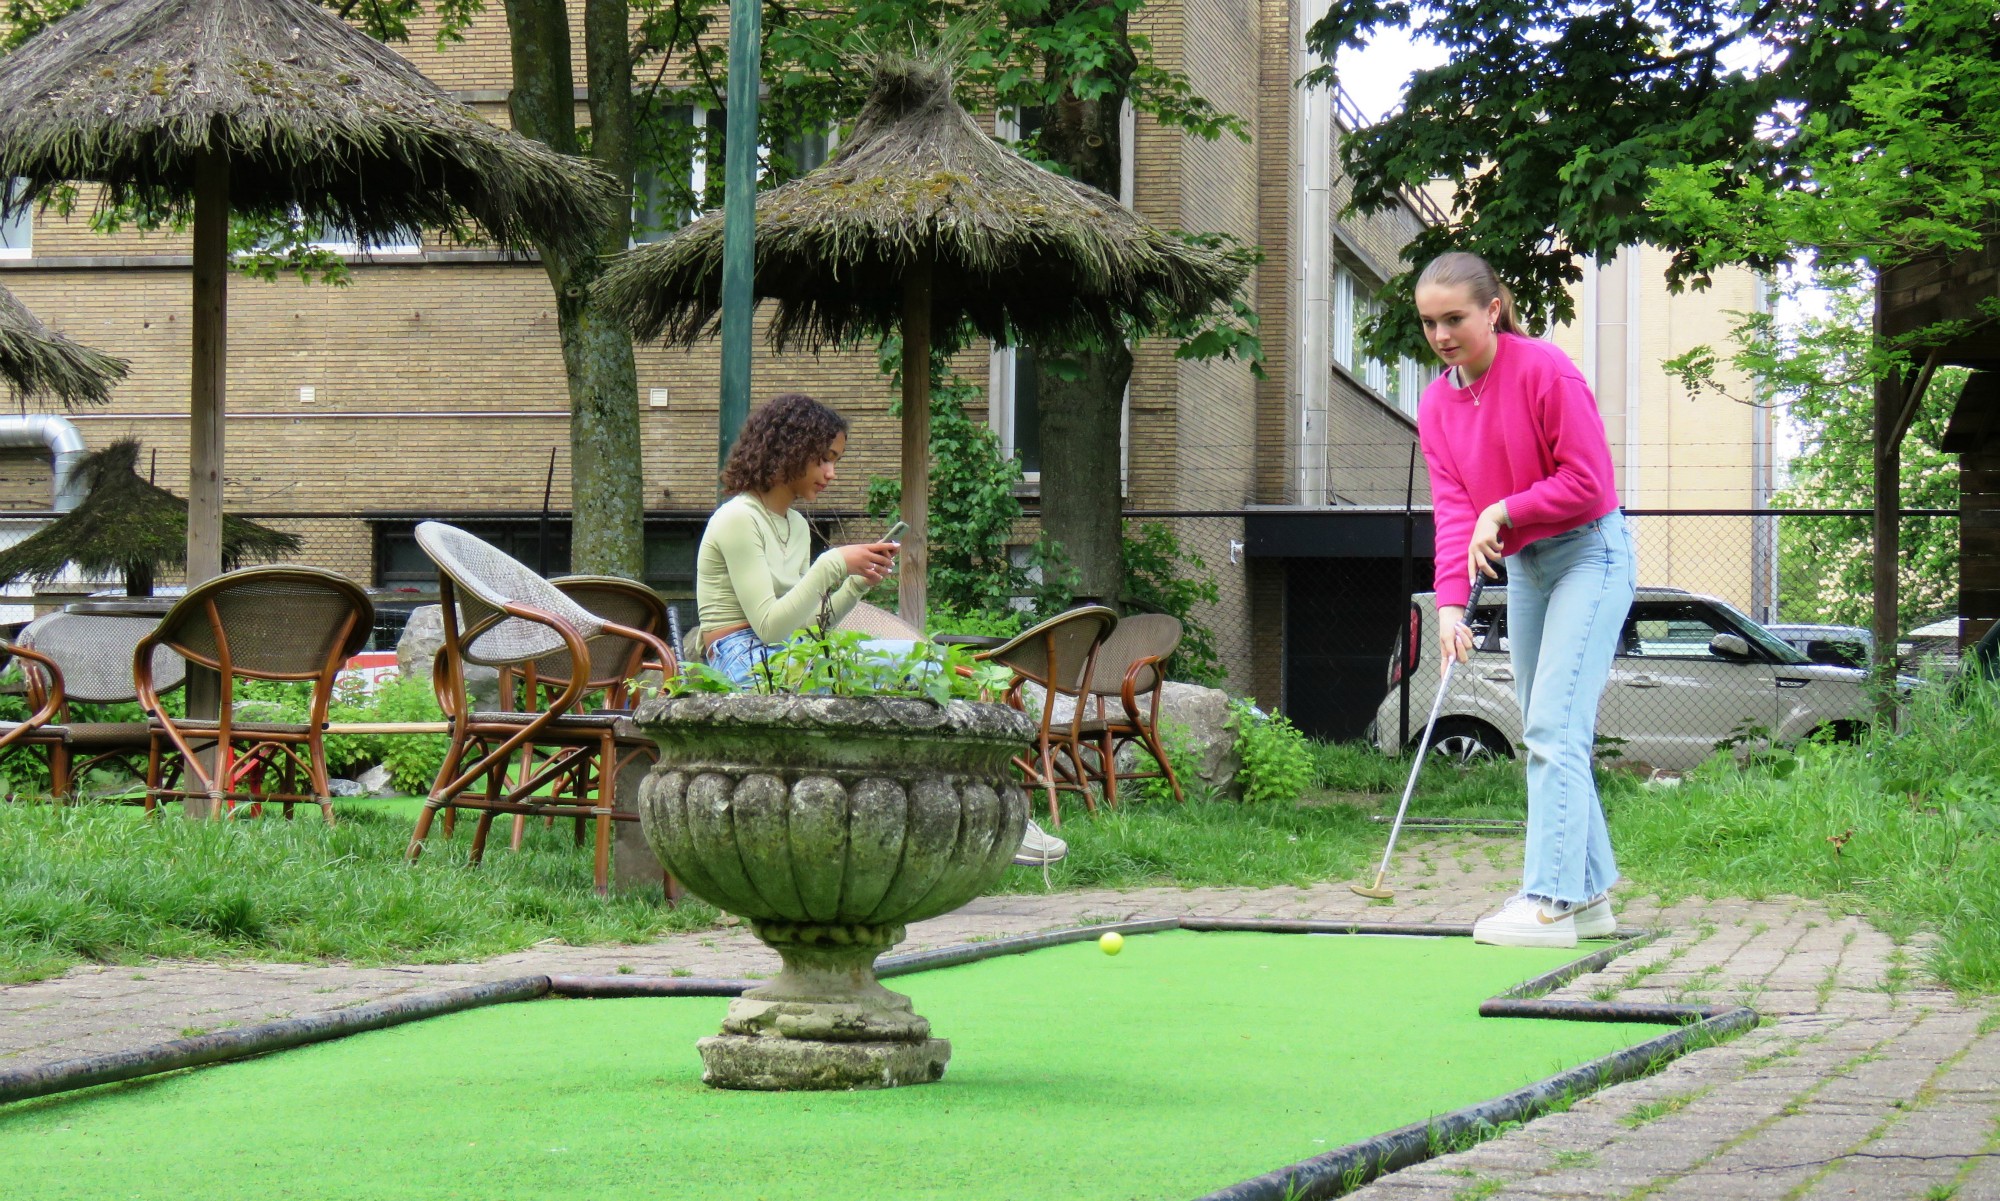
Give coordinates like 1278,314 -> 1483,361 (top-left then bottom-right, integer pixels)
1233,701 -> 1314,805
1121,521 -> 1224,686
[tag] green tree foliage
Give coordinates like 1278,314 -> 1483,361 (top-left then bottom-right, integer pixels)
1662,272 -> 1960,631
1305,0 -> 1901,358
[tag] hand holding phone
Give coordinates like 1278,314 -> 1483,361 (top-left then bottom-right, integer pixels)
882,520 -> 909,545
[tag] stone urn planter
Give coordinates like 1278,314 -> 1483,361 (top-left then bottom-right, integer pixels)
634,693 -> 1035,1091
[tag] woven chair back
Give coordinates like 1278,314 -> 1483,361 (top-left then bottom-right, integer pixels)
835,601 -> 926,642
414,522 -> 605,667
987,605 -> 1117,694
155,567 -> 372,679
19,611 -> 186,703
1088,613 -> 1182,698
537,575 -> 668,689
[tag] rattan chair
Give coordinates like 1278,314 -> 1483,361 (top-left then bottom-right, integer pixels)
835,601 -> 926,642
1075,613 -> 1185,806
136,567 -> 373,822
15,611 -> 187,800
405,522 -> 676,894
975,605 -> 1118,826
0,639 -> 72,792
500,574 -> 673,853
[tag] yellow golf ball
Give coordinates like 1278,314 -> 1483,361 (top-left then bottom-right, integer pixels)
1099,931 -> 1124,955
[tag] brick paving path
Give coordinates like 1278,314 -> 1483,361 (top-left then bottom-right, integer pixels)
3,834 -> 1994,1199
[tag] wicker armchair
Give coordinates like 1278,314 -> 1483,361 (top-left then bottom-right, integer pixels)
975,606 -> 1118,826
135,567 -> 373,822
404,522 -> 676,894
15,610 -> 187,800
1075,613 -> 1185,806
0,639 -> 71,792
835,601 -> 926,642
499,574 -> 674,853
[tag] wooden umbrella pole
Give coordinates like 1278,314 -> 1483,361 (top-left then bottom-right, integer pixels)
188,146 -> 228,588
184,146 -> 229,747
898,253 -> 932,626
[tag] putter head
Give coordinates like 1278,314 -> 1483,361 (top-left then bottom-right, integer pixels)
1349,883 -> 1395,899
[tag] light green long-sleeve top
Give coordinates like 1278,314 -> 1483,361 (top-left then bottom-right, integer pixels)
695,492 -> 868,644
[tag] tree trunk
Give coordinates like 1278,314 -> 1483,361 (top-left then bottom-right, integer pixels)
502,0 -> 645,578
899,256 -> 933,624
1034,15 -> 1134,608
1037,345 -> 1131,605
1871,367 -> 1901,717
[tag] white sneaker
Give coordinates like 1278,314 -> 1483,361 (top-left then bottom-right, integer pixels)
1573,893 -> 1618,939
1013,819 -> 1068,866
1473,894 -> 1578,948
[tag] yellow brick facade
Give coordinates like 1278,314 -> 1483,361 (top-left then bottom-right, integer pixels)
1,0 -> 1454,705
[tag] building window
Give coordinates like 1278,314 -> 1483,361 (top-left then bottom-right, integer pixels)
1332,264 -> 1425,421
372,519 -> 700,594
634,105 -> 710,244
990,105 -> 1133,481
0,180 -> 29,259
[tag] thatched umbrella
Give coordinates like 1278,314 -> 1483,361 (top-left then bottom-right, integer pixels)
0,283 -> 127,407
0,0 -> 617,587
596,55 -> 1247,624
0,439 -> 298,596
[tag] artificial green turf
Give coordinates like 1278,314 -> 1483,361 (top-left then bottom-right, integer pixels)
0,932 -> 1664,1201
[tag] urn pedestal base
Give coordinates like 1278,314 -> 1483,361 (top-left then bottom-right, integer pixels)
698,1034 -> 950,1090
696,919 -> 951,1091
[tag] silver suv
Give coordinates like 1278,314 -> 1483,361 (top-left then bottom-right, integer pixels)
1371,587 -> 1882,772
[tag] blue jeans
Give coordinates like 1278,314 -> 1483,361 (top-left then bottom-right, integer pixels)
708,629 -> 932,689
1504,510 -> 1637,905
708,628 -> 785,687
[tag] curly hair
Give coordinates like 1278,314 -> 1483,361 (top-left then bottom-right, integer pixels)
721,393 -> 851,494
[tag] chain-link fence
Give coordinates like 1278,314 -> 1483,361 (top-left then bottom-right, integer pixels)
1159,509 -> 1965,767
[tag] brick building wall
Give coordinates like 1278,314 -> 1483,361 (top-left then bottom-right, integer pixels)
0,0 -> 1427,701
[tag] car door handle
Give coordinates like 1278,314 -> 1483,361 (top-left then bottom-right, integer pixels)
1483,669 -> 1514,683
1777,678 -> 1810,689
1623,674 -> 1663,688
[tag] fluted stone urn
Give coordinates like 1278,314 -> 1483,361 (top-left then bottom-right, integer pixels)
635,693 -> 1035,1090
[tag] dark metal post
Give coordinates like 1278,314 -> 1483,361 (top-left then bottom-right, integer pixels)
537,445 -> 557,575
1399,442 -> 1415,750
717,0 -> 762,467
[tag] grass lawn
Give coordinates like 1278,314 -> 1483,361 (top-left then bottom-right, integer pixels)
0,932 -> 1666,1201
4,675 -> 1997,993
0,801 -> 718,983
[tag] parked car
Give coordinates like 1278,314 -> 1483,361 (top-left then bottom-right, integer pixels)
1765,623 -> 1874,670
1372,587 -> 1890,772
1898,617 -> 1962,677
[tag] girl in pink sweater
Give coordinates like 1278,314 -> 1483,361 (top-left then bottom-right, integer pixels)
1414,252 -> 1637,948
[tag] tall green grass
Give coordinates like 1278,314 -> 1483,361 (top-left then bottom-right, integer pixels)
1610,676 -> 2000,993
0,804 -> 716,983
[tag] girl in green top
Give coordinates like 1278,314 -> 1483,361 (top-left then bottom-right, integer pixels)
696,393 -> 900,686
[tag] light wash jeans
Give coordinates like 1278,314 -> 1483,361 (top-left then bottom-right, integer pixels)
708,628 -> 930,689
1503,509 -> 1637,905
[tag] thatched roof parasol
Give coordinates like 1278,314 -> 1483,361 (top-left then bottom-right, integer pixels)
0,0 -> 615,255
597,56 -> 1243,351
0,0 -> 618,603
0,283 -> 127,407
0,438 -> 299,596
596,55 -> 1246,622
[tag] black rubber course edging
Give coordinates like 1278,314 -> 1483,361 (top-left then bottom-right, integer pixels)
0,918 -> 1754,1201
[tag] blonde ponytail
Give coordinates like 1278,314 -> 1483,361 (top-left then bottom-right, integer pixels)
1418,252 -> 1521,334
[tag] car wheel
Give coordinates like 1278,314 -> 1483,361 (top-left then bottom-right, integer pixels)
1424,718 -> 1513,766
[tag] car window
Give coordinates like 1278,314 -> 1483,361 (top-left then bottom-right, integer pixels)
1623,602 -> 1741,660
1705,597 -> 1809,663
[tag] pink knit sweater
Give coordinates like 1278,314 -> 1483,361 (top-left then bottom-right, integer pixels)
1417,332 -> 1621,607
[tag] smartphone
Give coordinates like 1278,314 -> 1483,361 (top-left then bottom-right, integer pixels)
882,520 -> 909,545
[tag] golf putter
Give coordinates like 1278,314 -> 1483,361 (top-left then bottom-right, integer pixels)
1352,575 -> 1488,900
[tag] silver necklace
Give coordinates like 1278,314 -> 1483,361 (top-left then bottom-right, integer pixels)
1458,366 -> 1488,406
753,497 -> 794,551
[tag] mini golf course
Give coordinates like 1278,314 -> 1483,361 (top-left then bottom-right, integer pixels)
0,928 -> 1747,1200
